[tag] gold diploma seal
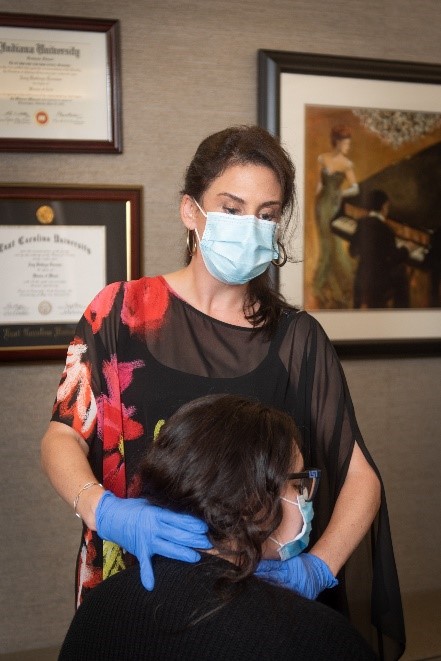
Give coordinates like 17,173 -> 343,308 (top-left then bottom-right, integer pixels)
36,205 -> 55,225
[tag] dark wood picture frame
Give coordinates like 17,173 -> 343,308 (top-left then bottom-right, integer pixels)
0,184 -> 142,361
0,13 -> 122,153
258,49 -> 441,356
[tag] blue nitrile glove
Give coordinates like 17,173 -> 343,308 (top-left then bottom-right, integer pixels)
96,491 -> 212,590
255,552 -> 338,600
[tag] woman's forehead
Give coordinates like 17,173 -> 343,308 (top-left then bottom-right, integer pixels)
205,163 -> 282,202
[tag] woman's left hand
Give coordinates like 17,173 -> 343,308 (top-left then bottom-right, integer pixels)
255,552 -> 338,600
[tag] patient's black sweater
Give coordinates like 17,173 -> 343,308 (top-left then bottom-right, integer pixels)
59,555 -> 378,660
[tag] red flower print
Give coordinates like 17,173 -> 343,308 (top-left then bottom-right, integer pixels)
84,282 -> 121,334
97,355 -> 144,497
121,277 -> 169,336
53,338 -> 96,440
76,528 -> 101,608
102,442 -> 126,495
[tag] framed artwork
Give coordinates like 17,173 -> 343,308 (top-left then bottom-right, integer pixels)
258,49 -> 441,355
0,184 -> 142,360
0,13 -> 122,152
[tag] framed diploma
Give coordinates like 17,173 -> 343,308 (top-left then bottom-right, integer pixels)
0,184 -> 142,360
0,13 -> 122,152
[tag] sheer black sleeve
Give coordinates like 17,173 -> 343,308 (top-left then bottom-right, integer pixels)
279,311 -> 405,660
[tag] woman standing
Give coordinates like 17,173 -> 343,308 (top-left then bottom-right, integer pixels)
41,125 -> 404,660
313,125 -> 359,308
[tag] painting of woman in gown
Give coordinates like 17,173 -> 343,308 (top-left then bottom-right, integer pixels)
313,125 -> 359,308
304,106 -> 441,314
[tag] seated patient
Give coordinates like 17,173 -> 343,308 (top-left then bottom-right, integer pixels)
59,394 -> 377,661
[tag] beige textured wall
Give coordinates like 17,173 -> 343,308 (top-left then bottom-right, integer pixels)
0,0 -> 440,654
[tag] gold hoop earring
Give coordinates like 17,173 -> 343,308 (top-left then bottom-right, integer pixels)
187,229 -> 197,256
272,241 -> 287,267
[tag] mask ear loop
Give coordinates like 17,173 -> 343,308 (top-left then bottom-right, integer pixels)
272,241 -> 287,267
192,198 -> 207,217
268,495 -> 305,550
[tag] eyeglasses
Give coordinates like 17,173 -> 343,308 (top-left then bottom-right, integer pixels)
287,469 -> 321,502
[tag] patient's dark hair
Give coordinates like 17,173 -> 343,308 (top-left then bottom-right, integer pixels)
139,394 -> 301,590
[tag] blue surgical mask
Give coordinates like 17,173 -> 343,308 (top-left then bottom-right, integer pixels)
269,495 -> 314,561
193,200 -> 279,285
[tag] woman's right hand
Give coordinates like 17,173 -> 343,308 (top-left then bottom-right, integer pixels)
95,491 -> 212,589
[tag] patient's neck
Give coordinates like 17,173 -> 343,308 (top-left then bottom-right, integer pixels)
198,543 -> 240,566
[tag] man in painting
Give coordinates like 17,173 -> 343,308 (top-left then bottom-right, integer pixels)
350,189 -> 410,308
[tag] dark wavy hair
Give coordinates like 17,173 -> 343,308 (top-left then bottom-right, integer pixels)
180,125 -> 297,338
181,125 -> 295,218
139,394 -> 301,592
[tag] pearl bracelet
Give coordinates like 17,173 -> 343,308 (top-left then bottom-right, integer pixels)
73,481 -> 103,519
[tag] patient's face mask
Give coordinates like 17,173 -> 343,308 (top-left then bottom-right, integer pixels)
192,199 -> 279,285
269,495 -> 314,561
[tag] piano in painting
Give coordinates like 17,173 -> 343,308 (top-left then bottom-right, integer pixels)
331,207 -> 430,268
330,140 -> 440,269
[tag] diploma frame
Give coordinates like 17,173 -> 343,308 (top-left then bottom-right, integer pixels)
258,49 -> 441,356
0,12 -> 122,153
0,184 -> 141,361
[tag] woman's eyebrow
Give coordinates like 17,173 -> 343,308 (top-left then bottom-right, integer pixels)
216,192 -> 245,204
261,200 -> 282,208
216,192 -> 282,207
